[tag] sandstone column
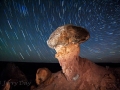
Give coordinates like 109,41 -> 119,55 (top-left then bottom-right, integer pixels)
47,24 -> 89,81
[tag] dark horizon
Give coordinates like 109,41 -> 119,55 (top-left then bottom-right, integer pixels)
0,57 -> 120,63
0,60 -> 120,68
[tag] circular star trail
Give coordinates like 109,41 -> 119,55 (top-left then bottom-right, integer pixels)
0,0 -> 120,63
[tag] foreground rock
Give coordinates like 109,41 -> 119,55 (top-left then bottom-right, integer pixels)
0,63 -> 28,90
36,68 -> 53,86
1,63 -> 27,81
34,58 -> 118,90
34,24 -> 119,90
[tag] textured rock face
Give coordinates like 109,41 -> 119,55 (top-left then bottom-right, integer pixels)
55,43 -> 80,81
36,68 -> 52,86
2,79 -> 11,90
34,24 -> 119,90
34,57 -> 118,90
47,24 -> 90,81
47,24 -> 90,49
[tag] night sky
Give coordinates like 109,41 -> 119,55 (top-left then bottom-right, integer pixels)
0,0 -> 120,63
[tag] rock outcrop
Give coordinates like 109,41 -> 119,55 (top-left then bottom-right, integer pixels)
34,24 -> 119,90
0,63 -> 28,90
35,68 -> 53,86
0,63 -> 27,82
2,79 -> 11,90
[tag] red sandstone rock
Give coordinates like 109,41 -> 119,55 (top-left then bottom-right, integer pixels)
2,79 -> 11,90
35,68 -> 53,86
34,52 -> 118,90
33,24 -> 119,90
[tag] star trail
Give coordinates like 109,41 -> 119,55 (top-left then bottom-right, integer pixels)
0,0 -> 120,63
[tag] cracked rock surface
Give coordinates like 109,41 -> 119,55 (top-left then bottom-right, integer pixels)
34,24 -> 119,90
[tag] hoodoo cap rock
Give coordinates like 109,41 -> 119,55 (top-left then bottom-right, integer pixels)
47,24 -> 90,49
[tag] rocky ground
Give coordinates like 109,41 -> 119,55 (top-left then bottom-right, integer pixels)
0,61 -> 120,90
33,57 -> 120,90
